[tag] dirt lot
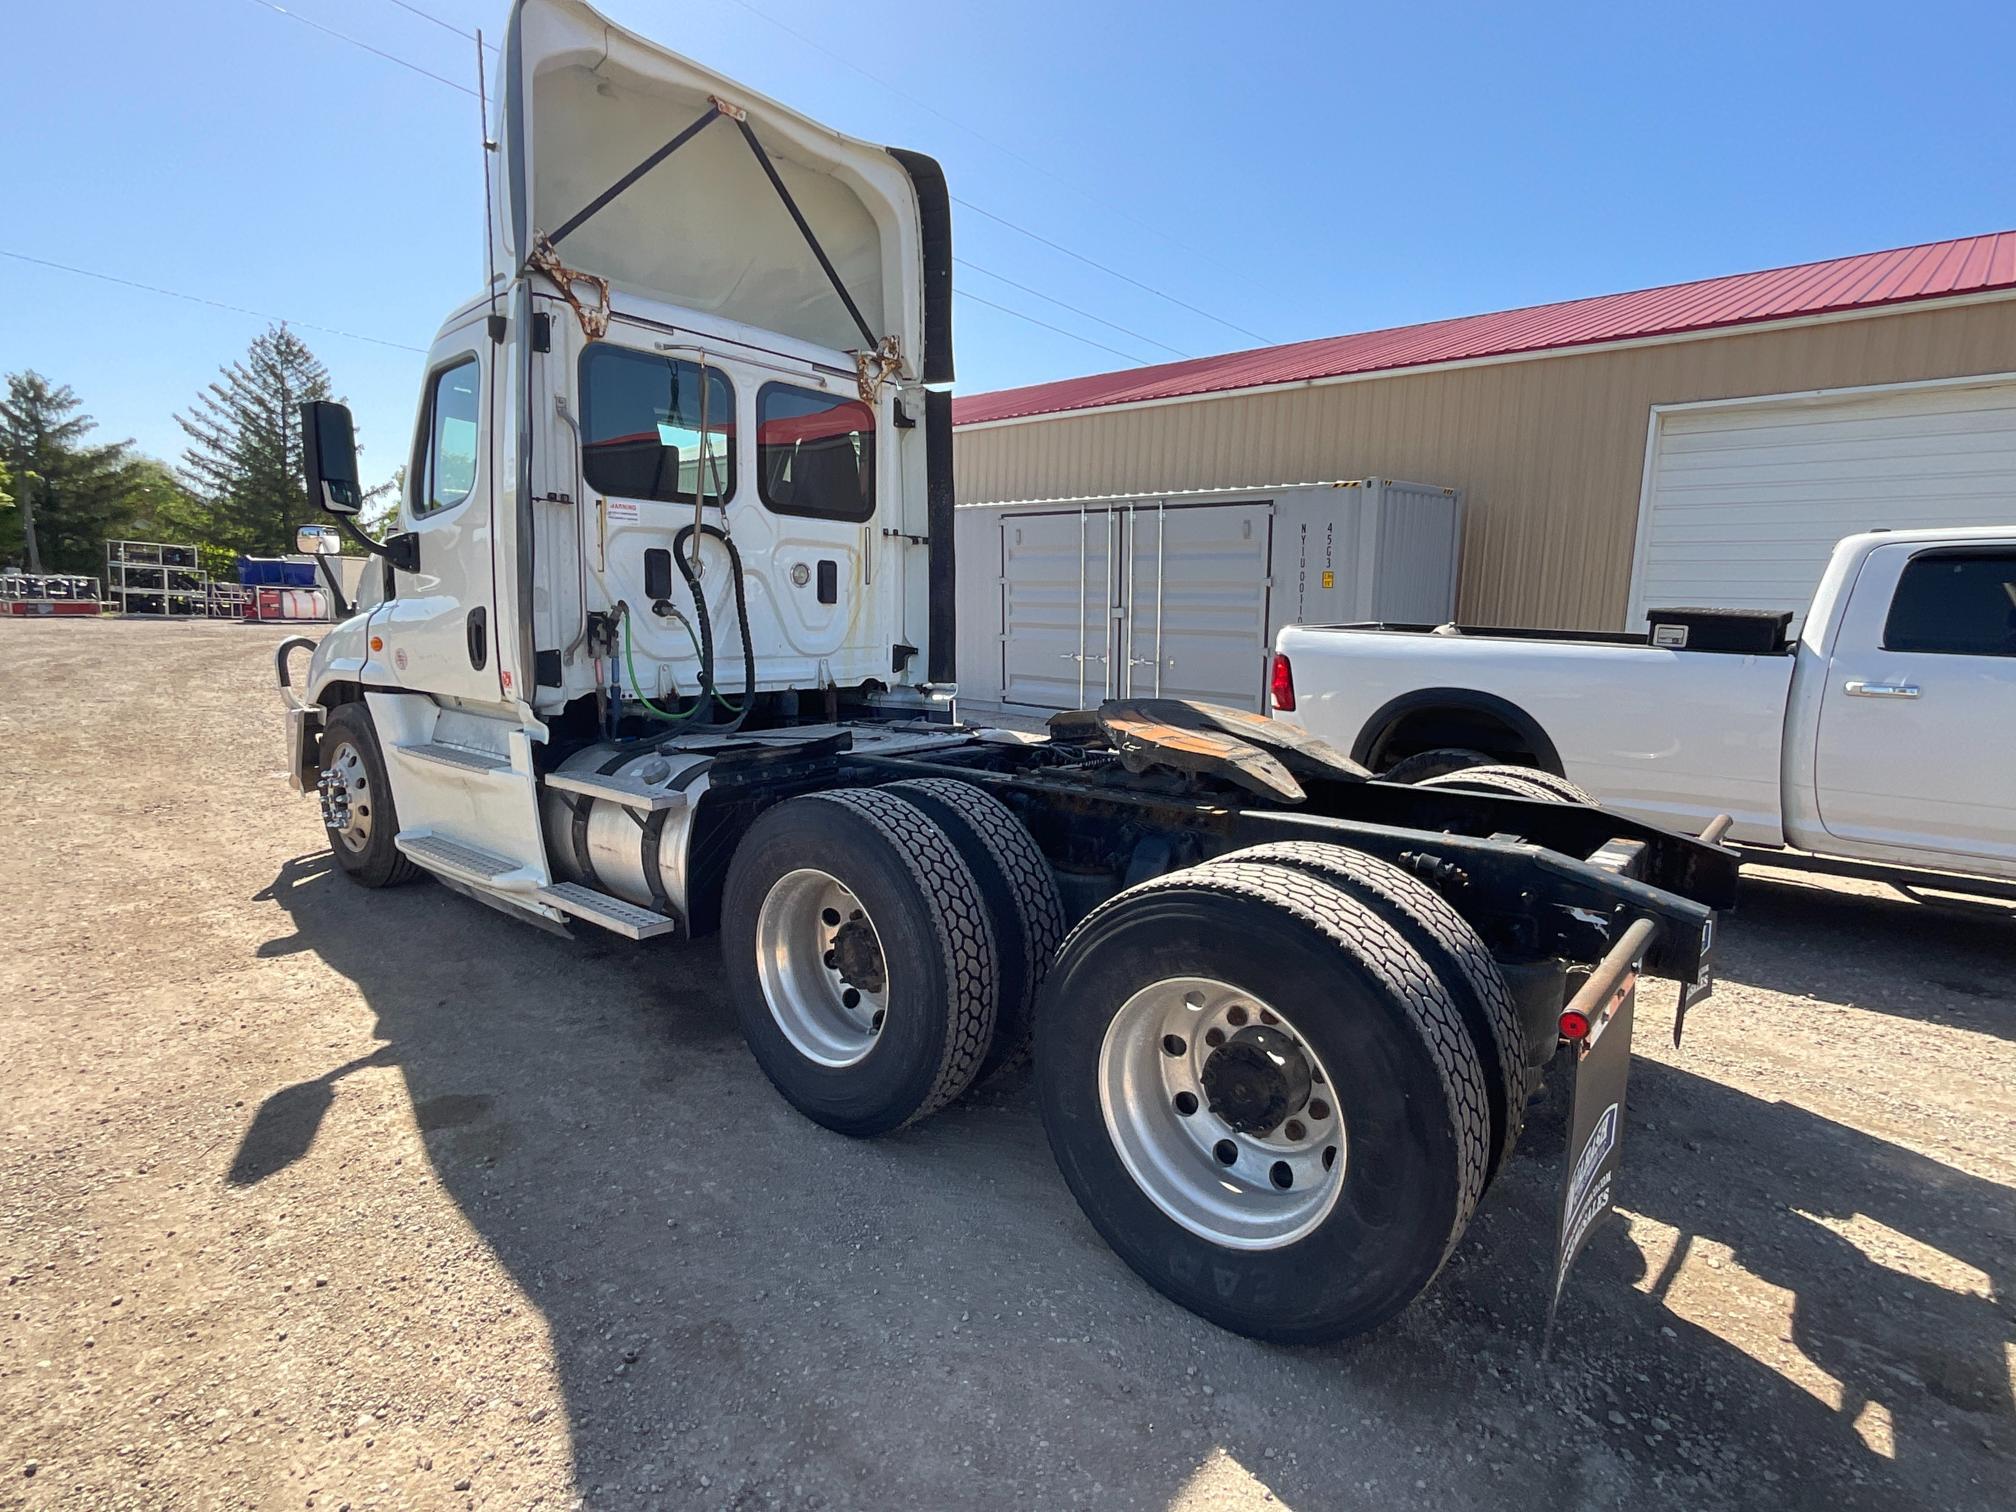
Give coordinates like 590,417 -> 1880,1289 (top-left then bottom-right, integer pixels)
1,617 -> 2011,1511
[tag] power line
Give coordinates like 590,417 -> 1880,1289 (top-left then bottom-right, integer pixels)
951,197 -> 1269,345
955,290 -> 1150,366
0,249 -> 430,354
241,0 -> 476,95
718,0 -> 1259,325
379,0 -> 496,50
233,0 -> 1235,362
956,258 -> 1190,359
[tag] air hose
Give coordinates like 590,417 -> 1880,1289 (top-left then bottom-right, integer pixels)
672,522 -> 756,731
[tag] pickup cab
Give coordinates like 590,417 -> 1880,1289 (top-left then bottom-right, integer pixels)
1273,526 -> 2016,882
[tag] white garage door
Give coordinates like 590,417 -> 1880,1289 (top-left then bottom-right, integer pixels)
1630,377 -> 2016,631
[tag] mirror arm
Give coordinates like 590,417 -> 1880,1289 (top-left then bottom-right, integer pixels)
335,514 -> 419,574
310,552 -> 354,620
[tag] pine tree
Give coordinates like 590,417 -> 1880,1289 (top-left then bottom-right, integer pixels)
175,325 -> 334,558
0,372 -> 145,576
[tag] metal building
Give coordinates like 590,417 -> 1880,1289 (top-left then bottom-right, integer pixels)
953,480 -> 1460,715
953,231 -> 2016,631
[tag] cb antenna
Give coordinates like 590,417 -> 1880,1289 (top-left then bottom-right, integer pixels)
477,28 -> 503,340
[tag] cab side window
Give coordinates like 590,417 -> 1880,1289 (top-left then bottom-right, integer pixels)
757,382 -> 875,522
1883,550 -> 2016,657
578,345 -> 735,504
412,356 -> 481,517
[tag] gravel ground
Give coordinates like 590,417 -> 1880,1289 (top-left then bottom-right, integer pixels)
1,617 -> 2011,1512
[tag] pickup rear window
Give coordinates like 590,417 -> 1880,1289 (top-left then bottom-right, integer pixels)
1884,550 -> 2016,657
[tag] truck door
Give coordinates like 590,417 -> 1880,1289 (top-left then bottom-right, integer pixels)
1813,542 -> 2016,863
374,334 -> 501,705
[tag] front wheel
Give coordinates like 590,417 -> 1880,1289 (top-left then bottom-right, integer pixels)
1034,861 -> 1490,1343
317,704 -> 419,888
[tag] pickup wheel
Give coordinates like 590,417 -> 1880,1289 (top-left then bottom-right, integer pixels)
317,704 -> 420,888
1377,747 -> 1492,784
1417,767 -> 1567,803
721,788 -> 997,1136
1210,843 -> 1527,1183
882,778 -> 1065,1080
1034,861 -> 1490,1343
1426,764 -> 1594,804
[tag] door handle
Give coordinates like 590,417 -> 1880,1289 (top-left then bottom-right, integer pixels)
466,607 -> 488,671
1844,679 -> 1919,699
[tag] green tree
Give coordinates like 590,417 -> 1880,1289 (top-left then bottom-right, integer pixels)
0,372 -> 145,576
175,324 -> 334,559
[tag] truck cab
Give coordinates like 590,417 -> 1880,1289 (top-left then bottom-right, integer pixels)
299,0 -> 952,731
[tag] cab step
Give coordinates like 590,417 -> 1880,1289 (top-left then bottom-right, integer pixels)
543,769 -> 690,812
534,881 -> 679,940
397,740 -> 511,774
393,831 -> 538,890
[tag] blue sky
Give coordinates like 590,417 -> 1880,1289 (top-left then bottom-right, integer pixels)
3,0 -> 2011,490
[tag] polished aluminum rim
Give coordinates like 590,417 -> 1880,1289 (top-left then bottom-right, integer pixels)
1098,976 -> 1345,1250
754,868 -> 890,1067
320,740 -> 373,854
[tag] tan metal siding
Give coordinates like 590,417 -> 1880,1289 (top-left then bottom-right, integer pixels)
954,301 -> 2016,628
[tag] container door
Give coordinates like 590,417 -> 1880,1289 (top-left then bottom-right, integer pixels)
1122,501 -> 1273,711
999,508 -> 1114,710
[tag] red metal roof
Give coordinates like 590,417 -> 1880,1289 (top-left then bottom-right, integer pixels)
952,230 -> 2016,427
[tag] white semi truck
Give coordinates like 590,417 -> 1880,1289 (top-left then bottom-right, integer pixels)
274,0 -> 1736,1343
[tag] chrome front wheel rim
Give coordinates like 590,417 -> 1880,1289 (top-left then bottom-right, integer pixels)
319,740 -> 373,854
754,868 -> 890,1068
1098,976 -> 1346,1250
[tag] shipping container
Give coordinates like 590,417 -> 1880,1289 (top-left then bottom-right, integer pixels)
953,479 -> 1461,715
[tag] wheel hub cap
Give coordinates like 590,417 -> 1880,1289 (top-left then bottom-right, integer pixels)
829,918 -> 887,995
1201,1026 -> 1311,1136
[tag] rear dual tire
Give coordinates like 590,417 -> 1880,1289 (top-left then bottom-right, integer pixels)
1034,858 -> 1493,1343
721,781 -> 1062,1135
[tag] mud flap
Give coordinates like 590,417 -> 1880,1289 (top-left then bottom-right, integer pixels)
1546,963 -> 1637,1342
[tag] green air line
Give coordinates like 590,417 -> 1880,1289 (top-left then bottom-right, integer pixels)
621,611 -> 708,725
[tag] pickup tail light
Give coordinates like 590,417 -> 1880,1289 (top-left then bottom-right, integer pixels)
1269,652 -> 1296,712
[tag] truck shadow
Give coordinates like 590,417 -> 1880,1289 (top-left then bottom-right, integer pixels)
1718,868 -> 2016,1041
235,853 -> 2013,1510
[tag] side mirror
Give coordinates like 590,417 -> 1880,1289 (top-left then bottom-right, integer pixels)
296,524 -> 343,555
301,401 -> 362,516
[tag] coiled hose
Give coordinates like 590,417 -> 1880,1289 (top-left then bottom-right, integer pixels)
672,522 -> 755,733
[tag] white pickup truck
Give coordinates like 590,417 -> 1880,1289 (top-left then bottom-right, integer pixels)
1272,527 -> 2016,883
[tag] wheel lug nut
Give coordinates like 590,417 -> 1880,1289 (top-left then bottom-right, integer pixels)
1284,1119 -> 1306,1142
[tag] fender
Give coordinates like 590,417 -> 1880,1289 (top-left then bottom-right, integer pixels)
1351,686 -> 1563,774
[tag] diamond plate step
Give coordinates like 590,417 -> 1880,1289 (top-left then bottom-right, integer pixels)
397,741 -> 511,773
543,769 -> 690,812
536,882 -> 679,940
394,832 -> 530,888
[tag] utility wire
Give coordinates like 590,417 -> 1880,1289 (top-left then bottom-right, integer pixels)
380,0 -> 496,49
955,290 -> 1149,366
951,197 -> 1268,345
956,258 -> 1190,359
719,0 -> 1268,340
241,0 -> 477,95
236,0 -> 1225,362
0,249 -> 430,354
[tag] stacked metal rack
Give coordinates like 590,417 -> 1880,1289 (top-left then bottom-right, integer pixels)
2,573 -> 104,617
105,540 -> 209,617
